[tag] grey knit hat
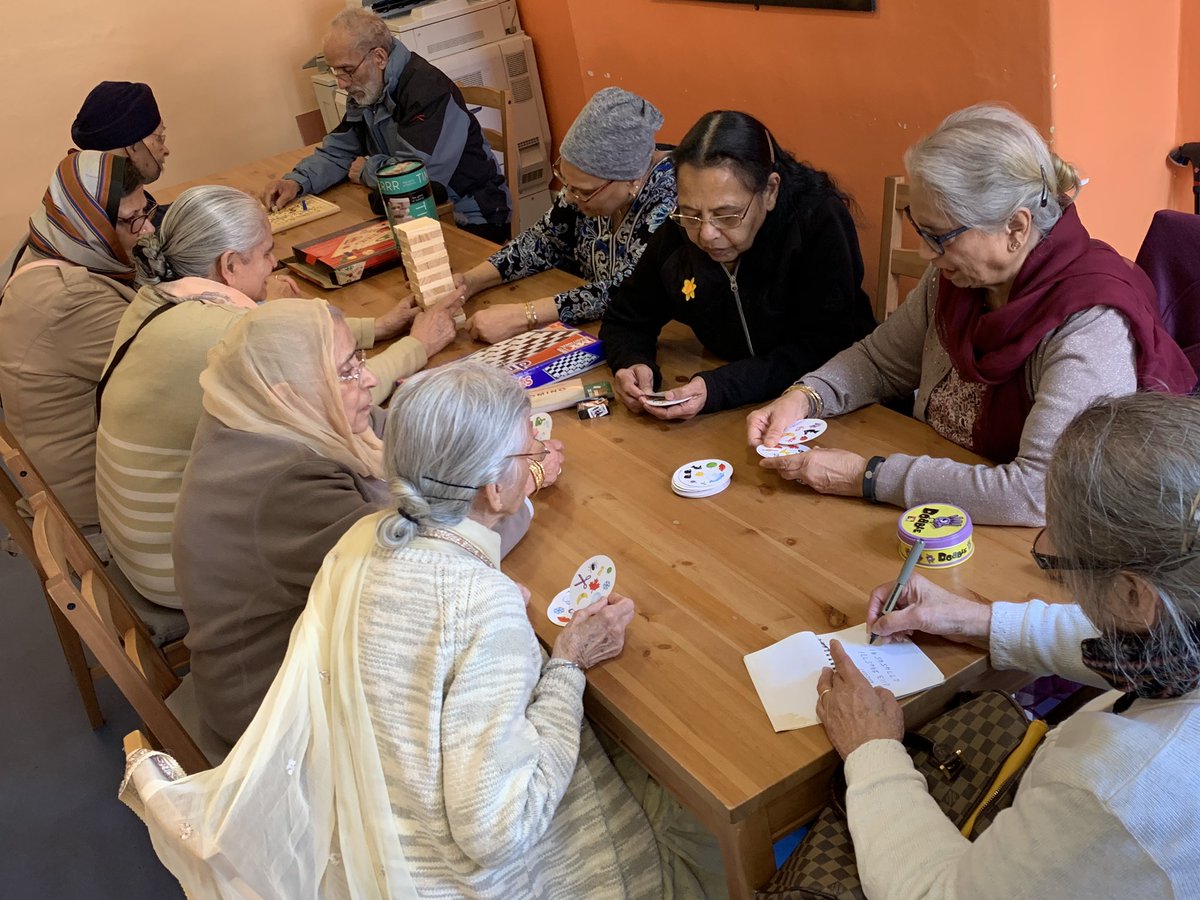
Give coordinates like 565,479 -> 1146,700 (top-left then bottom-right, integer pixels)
559,87 -> 664,181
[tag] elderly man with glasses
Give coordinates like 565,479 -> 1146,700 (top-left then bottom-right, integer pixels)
261,8 -> 510,243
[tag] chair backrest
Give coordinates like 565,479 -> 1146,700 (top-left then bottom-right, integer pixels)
1135,208 -> 1200,378
459,84 -> 521,237
32,501 -> 210,774
876,176 -> 929,322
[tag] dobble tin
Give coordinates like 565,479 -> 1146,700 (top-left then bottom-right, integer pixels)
897,503 -> 974,568
377,159 -> 438,225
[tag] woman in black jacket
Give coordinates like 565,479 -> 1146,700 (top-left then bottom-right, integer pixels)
601,110 -> 876,418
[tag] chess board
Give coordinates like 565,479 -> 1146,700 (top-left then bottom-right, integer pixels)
268,196 -> 341,234
466,323 -> 604,389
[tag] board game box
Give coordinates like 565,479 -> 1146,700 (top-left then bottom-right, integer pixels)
290,217 -> 400,286
464,323 -> 605,389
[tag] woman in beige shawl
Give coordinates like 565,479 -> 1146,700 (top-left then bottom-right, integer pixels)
173,298 -> 536,757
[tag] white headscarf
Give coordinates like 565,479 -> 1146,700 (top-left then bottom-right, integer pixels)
120,515 -> 416,898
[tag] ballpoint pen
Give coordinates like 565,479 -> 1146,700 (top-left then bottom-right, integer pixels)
870,538 -> 925,645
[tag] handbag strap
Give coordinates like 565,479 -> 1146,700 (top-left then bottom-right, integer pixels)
95,300 -> 181,420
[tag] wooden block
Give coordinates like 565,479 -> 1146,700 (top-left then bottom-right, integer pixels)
453,311 -> 467,329
406,254 -> 450,275
412,266 -> 454,286
414,276 -> 455,298
394,218 -> 443,248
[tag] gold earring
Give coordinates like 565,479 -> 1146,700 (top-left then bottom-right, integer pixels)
1009,239 -> 1021,251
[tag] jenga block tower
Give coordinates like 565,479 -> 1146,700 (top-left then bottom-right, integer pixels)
394,218 -> 456,311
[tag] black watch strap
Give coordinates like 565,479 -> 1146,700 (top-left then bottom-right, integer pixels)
862,455 -> 886,503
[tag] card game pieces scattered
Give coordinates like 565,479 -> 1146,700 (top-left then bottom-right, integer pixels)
643,391 -> 689,408
546,554 -> 617,627
267,195 -> 341,234
393,217 -> 456,310
754,418 -> 827,457
671,459 -> 733,498
531,412 -> 552,441
756,443 -> 810,458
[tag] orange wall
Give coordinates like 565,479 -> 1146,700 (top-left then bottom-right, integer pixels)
0,1 -> 343,248
517,0 -> 1053,294
1049,0 -> 1182,256
1172,0 -> 1200,212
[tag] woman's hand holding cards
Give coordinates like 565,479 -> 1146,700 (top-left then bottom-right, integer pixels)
761,447 -> 869,496
642,376 -> 707,421
747,390 -> 812,447
551,593 -> 636,669
614,364 -> 655,413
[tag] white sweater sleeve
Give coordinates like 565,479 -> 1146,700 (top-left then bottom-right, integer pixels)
440,575 -> 587,868
844,739 -> 1169,900
988,600 -> 1110,688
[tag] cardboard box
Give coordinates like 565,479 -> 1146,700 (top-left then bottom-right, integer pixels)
290,217 -> 400,286
465,323 -> 605,389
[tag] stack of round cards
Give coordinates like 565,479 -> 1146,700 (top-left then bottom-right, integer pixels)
671,459 -> 733,498
755,418 -> 827,458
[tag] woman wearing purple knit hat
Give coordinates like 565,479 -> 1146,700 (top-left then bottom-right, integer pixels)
459,86 -> 677,343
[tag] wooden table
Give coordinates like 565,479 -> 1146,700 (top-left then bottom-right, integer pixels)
162,150 -> 1060,899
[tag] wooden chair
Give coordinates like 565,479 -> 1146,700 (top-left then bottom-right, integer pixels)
0,422 -> 104,726
459,84 -> 522,237
876,176 -> 929,322
32,500 -> 210,774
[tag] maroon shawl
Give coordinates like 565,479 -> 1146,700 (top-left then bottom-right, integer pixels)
936,204 -> 1196,463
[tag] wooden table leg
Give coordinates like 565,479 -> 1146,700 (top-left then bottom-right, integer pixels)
718,810 -> 776,900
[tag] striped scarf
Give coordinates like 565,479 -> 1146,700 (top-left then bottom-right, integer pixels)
1081,620 -> 1200,704
28,150 -> 136,284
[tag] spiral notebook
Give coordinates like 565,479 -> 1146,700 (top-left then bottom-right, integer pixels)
744,623 -> 946,733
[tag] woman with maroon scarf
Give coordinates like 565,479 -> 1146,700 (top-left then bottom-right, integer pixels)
747,104 -> 1194,526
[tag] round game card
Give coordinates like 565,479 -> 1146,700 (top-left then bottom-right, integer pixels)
776,418 -> 827,445
755,443 -> 811,458
568,554 -> 616,608
546,588 -> 576,626
530,412 -> 553,441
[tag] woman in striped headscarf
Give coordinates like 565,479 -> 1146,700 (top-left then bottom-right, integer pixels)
0,149 -> 152,537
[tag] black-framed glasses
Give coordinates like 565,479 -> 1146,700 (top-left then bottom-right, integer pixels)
337,349 -> 368,383
1030,526 -> 1134,573
903,206 -> 971,256
328,51 -> 373,79
669,195 -> 757,232
551,157 -> 613,204
116,200 -> 158,234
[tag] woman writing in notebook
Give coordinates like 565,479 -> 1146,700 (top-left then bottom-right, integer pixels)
817,392 -> 1200,898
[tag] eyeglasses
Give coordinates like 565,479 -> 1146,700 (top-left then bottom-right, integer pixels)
668,195 -> 757,232
328,51 -> 374,79
551,158 -> 613,204
337,349 -> 368,383
903,206 -> 971,256
116,200 -> 158,234
506,439 -> 549,463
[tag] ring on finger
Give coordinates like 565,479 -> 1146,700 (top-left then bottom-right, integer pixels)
818,688 -> 833,702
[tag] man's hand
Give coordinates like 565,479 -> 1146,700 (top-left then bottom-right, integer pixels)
613,365 -> 654,414
641,375 -> 707,421
348,157 -> 367,185
261,178 -> 301,212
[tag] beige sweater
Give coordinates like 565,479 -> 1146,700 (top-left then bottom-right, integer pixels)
845,601 -> 1200,899
96,281 -> 426,607
355,513 -> 667,899
801,268 -> 1138,526
0,255 -> 134,526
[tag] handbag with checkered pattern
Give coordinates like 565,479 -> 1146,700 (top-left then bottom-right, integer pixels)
758,691 -> 1048,899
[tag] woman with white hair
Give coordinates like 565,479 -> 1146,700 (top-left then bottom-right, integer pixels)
748,104 -> 1194,526
121,362 -> 725,899
816,392 -> 1200,897
172,299 -> 547,754
459,86 -> 676,343
96,184 -> 460,607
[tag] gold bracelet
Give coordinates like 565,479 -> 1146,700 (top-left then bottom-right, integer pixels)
528,459 -> 546,492
524,301 -> 539,331
784,382 -> 823,418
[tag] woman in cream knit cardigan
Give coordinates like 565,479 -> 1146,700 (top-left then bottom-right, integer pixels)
122,362 -> 724,899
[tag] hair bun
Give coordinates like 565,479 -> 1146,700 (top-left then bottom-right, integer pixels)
132,232 -> 176,284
